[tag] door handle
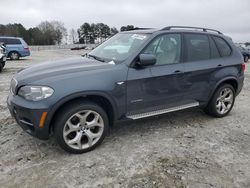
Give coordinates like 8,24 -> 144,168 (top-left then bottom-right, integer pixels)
174,70 -> 184,74
217,64 -> 222,67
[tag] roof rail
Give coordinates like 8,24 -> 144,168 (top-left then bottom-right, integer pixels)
161,26 -> 223,34
131,27 -> 154,30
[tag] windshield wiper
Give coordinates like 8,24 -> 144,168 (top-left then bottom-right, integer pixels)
86,54 -> 105,62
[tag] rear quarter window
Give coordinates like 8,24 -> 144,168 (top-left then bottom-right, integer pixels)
20,39 -> 28,47
209,36 -> 220,59
213,36 -> 232,57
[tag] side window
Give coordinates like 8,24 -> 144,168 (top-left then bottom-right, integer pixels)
185,34 -> 210,62
5,39 -> 11,45
143,34 -> 181,65
6,39 -> 21,45
0,38 -> 8,44
213,36 -> 232,57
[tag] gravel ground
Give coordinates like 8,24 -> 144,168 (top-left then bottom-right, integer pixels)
0,50 -> 250,188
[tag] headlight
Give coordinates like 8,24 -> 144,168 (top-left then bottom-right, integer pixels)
18,86 -> 54,101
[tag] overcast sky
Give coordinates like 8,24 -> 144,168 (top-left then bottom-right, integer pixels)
1,0 -> 249,42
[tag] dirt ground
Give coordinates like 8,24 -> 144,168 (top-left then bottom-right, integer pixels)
0,50 -> 250,188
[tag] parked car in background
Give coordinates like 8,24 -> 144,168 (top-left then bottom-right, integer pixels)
70,46 -> 86,50
0,43 -> 7,72
7,26 -> 245,153
0,37 -> 30,60
238,46 -> 250,62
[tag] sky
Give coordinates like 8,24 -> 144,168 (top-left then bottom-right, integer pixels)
0,0 -> 250,42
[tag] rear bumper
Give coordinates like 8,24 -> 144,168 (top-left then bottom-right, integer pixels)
7,94 -> 50,140
236,75 -> 244,95
20,50 -> 30,57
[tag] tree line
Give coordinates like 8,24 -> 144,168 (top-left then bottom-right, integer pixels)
77,23 -> 119,44
0,22 -> 138,45
1,22 -> 250,46
0,21 -> 67,45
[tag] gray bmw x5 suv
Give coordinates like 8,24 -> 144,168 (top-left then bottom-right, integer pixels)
7,26 -> 245,153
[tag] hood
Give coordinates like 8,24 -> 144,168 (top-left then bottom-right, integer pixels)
15,57 -> 114,83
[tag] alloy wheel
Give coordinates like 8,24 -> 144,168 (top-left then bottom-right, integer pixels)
63,110 -> 104,150
216,87 -> 234,115
10,52 -> 19,60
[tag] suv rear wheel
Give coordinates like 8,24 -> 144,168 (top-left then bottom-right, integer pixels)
9,52 -> 20,60
54,101 -> 109,154
204,84 -> 235,117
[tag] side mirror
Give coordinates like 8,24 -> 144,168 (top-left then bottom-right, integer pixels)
137,54 -> 156,67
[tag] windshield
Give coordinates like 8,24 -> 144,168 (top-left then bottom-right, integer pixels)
88,33 -> 150,62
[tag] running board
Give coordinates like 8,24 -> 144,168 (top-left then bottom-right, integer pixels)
127,102 -> 199,120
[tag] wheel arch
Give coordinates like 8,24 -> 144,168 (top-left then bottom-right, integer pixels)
208,77 -> 238,102
47,91 -> 117,134
8,50 -> 21,57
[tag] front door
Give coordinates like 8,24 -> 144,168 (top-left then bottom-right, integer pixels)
126,33 -> 186,114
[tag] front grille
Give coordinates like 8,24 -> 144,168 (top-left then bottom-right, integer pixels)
10,78 -> 18,95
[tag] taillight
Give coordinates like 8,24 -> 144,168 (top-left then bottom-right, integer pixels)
242,63 -> 246,72
24,47 -> 29,51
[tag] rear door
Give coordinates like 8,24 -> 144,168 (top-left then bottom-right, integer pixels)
5,38 -> 22,54
182,33 -> 222,103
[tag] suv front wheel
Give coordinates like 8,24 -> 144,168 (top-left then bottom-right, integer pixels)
54,101 -> 109,154
204,84 -> 236,117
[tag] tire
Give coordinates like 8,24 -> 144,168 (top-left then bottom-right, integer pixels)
2,62 -> 5,68
204,84 -> 235,118
0,63 -> 3,72
9,52 -> 20,60
54,101 -> 109,154
244,55 -> 249,62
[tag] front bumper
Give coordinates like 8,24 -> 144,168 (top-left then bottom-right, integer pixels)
7,94 -> 50,140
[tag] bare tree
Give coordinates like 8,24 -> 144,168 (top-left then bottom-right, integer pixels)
51,21 -> 67,44
38,21 -> 67,45
69,29 -> 78,44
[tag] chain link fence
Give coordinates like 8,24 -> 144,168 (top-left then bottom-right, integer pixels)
29,44 -> 97,51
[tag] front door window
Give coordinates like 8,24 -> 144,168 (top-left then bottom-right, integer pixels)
143,34 -> 181,65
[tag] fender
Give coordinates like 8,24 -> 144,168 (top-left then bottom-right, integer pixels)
45,90 -> 118,130
207,76 -> 238,103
